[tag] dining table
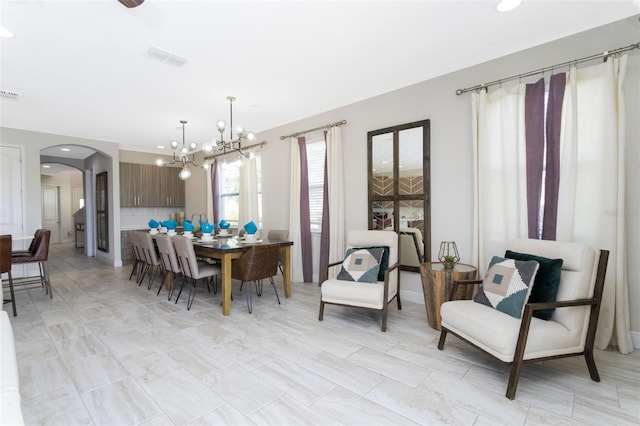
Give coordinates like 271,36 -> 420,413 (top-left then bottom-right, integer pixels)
191,235 -> 293,315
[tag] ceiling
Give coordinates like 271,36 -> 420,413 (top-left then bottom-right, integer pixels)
1,1 -> 638,157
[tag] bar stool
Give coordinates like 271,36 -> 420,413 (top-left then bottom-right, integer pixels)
11,229 -> 52,299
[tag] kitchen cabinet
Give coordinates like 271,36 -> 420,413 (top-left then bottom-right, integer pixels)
120,162 -> 185,207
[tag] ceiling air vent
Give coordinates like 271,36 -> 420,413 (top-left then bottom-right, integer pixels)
145,46 -> 188,67
0,90 -> 19,99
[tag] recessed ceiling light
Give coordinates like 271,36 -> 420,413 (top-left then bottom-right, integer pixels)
60,148 -> 71,152
0,27 -> 15,39
157,145 -> 166,149
496,0 -> 521,12
42,165 -> 51,169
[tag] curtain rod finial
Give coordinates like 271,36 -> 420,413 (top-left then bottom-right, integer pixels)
456,89 -> 464,96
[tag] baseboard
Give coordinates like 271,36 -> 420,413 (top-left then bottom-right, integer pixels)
632,331 -> 640,349
399,289 -> 424,305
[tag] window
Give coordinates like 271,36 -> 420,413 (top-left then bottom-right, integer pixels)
306,137 -> 326,232
218,156 -> 262,227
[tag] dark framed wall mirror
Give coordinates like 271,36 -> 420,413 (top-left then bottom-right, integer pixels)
367,119 -> 430,272
96,171 -> 109,252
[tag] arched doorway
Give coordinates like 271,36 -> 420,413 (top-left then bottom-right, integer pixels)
40,145 -> 110,258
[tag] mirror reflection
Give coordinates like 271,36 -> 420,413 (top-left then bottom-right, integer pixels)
367,120 -> 430,272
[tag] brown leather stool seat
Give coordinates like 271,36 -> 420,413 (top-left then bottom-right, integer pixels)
11,229 -> 52,299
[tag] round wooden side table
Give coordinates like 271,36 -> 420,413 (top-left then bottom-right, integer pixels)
420,262 -> 478,330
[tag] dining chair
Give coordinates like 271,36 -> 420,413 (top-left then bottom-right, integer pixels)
10,229 -> 52,299
267,229 -> 289,277
231,243 -> 281,314
154,233 -> 182,300
128,231 -> 145,283
1,234 -> 17,316
172,236 -> 221,310
137,231 -> 163,290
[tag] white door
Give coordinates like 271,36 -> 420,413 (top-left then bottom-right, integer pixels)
0,146 -> 31,277
42,185 -> 61,244
0,146 -> 24,237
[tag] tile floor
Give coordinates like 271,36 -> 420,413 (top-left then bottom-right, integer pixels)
3,242 -> 639,425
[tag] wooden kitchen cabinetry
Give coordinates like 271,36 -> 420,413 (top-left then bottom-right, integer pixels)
120,163 -> 185,207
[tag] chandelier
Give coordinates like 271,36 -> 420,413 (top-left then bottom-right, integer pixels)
202,96 -> 256,159
155,120 -> 207,181
155,96 -> 258,180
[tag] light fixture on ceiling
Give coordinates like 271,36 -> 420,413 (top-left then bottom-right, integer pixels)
201,96 -> 256,159
155,120 -> 208,181
496,0 -> 521,12
117,0 -> 145,8
0,27 -> 15,39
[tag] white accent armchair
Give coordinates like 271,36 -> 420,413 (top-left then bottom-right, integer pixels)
438,238 -> 609,399
399,227 -> 424,270
319,230 -> 401,331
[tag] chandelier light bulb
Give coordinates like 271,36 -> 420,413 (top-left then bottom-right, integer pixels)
217,120 -> 226,131
246,131 -> 256,141
155,158 -> 165,167
189,142 -> 198,151
178,167 -> 192,180
170,140 -> 179,149
202,162 -> 210,170
203,144 -> 213,153
496,0 -> 521,12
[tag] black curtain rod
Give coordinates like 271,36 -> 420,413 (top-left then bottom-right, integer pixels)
280,120 -> 347,140
456,41 -> 640,96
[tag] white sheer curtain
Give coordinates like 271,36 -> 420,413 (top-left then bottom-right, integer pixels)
556,56 -> 632,354
238,155 -> 259,229
472,84 -> 528,274
325,126 -> 345,279
288,137 -> 304,283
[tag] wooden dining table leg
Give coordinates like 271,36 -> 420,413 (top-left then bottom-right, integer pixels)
282,245 -> 291,298
221,254 -> 233,315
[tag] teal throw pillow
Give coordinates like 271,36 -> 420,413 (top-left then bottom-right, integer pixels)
354,246 -> 390,281
505,250 -> 563,320
337,247 -> 385,283
473,256 -> 539,319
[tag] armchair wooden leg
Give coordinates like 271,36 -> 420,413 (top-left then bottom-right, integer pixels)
318,300 -> 325,321
437,329 -> 448,350
506,361 -> 523,400
381,304 -> 388,332
584,348 -> 601,382
396,293 -> 402,310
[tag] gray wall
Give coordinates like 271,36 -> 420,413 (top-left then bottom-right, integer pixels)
253,16 -> 640,342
